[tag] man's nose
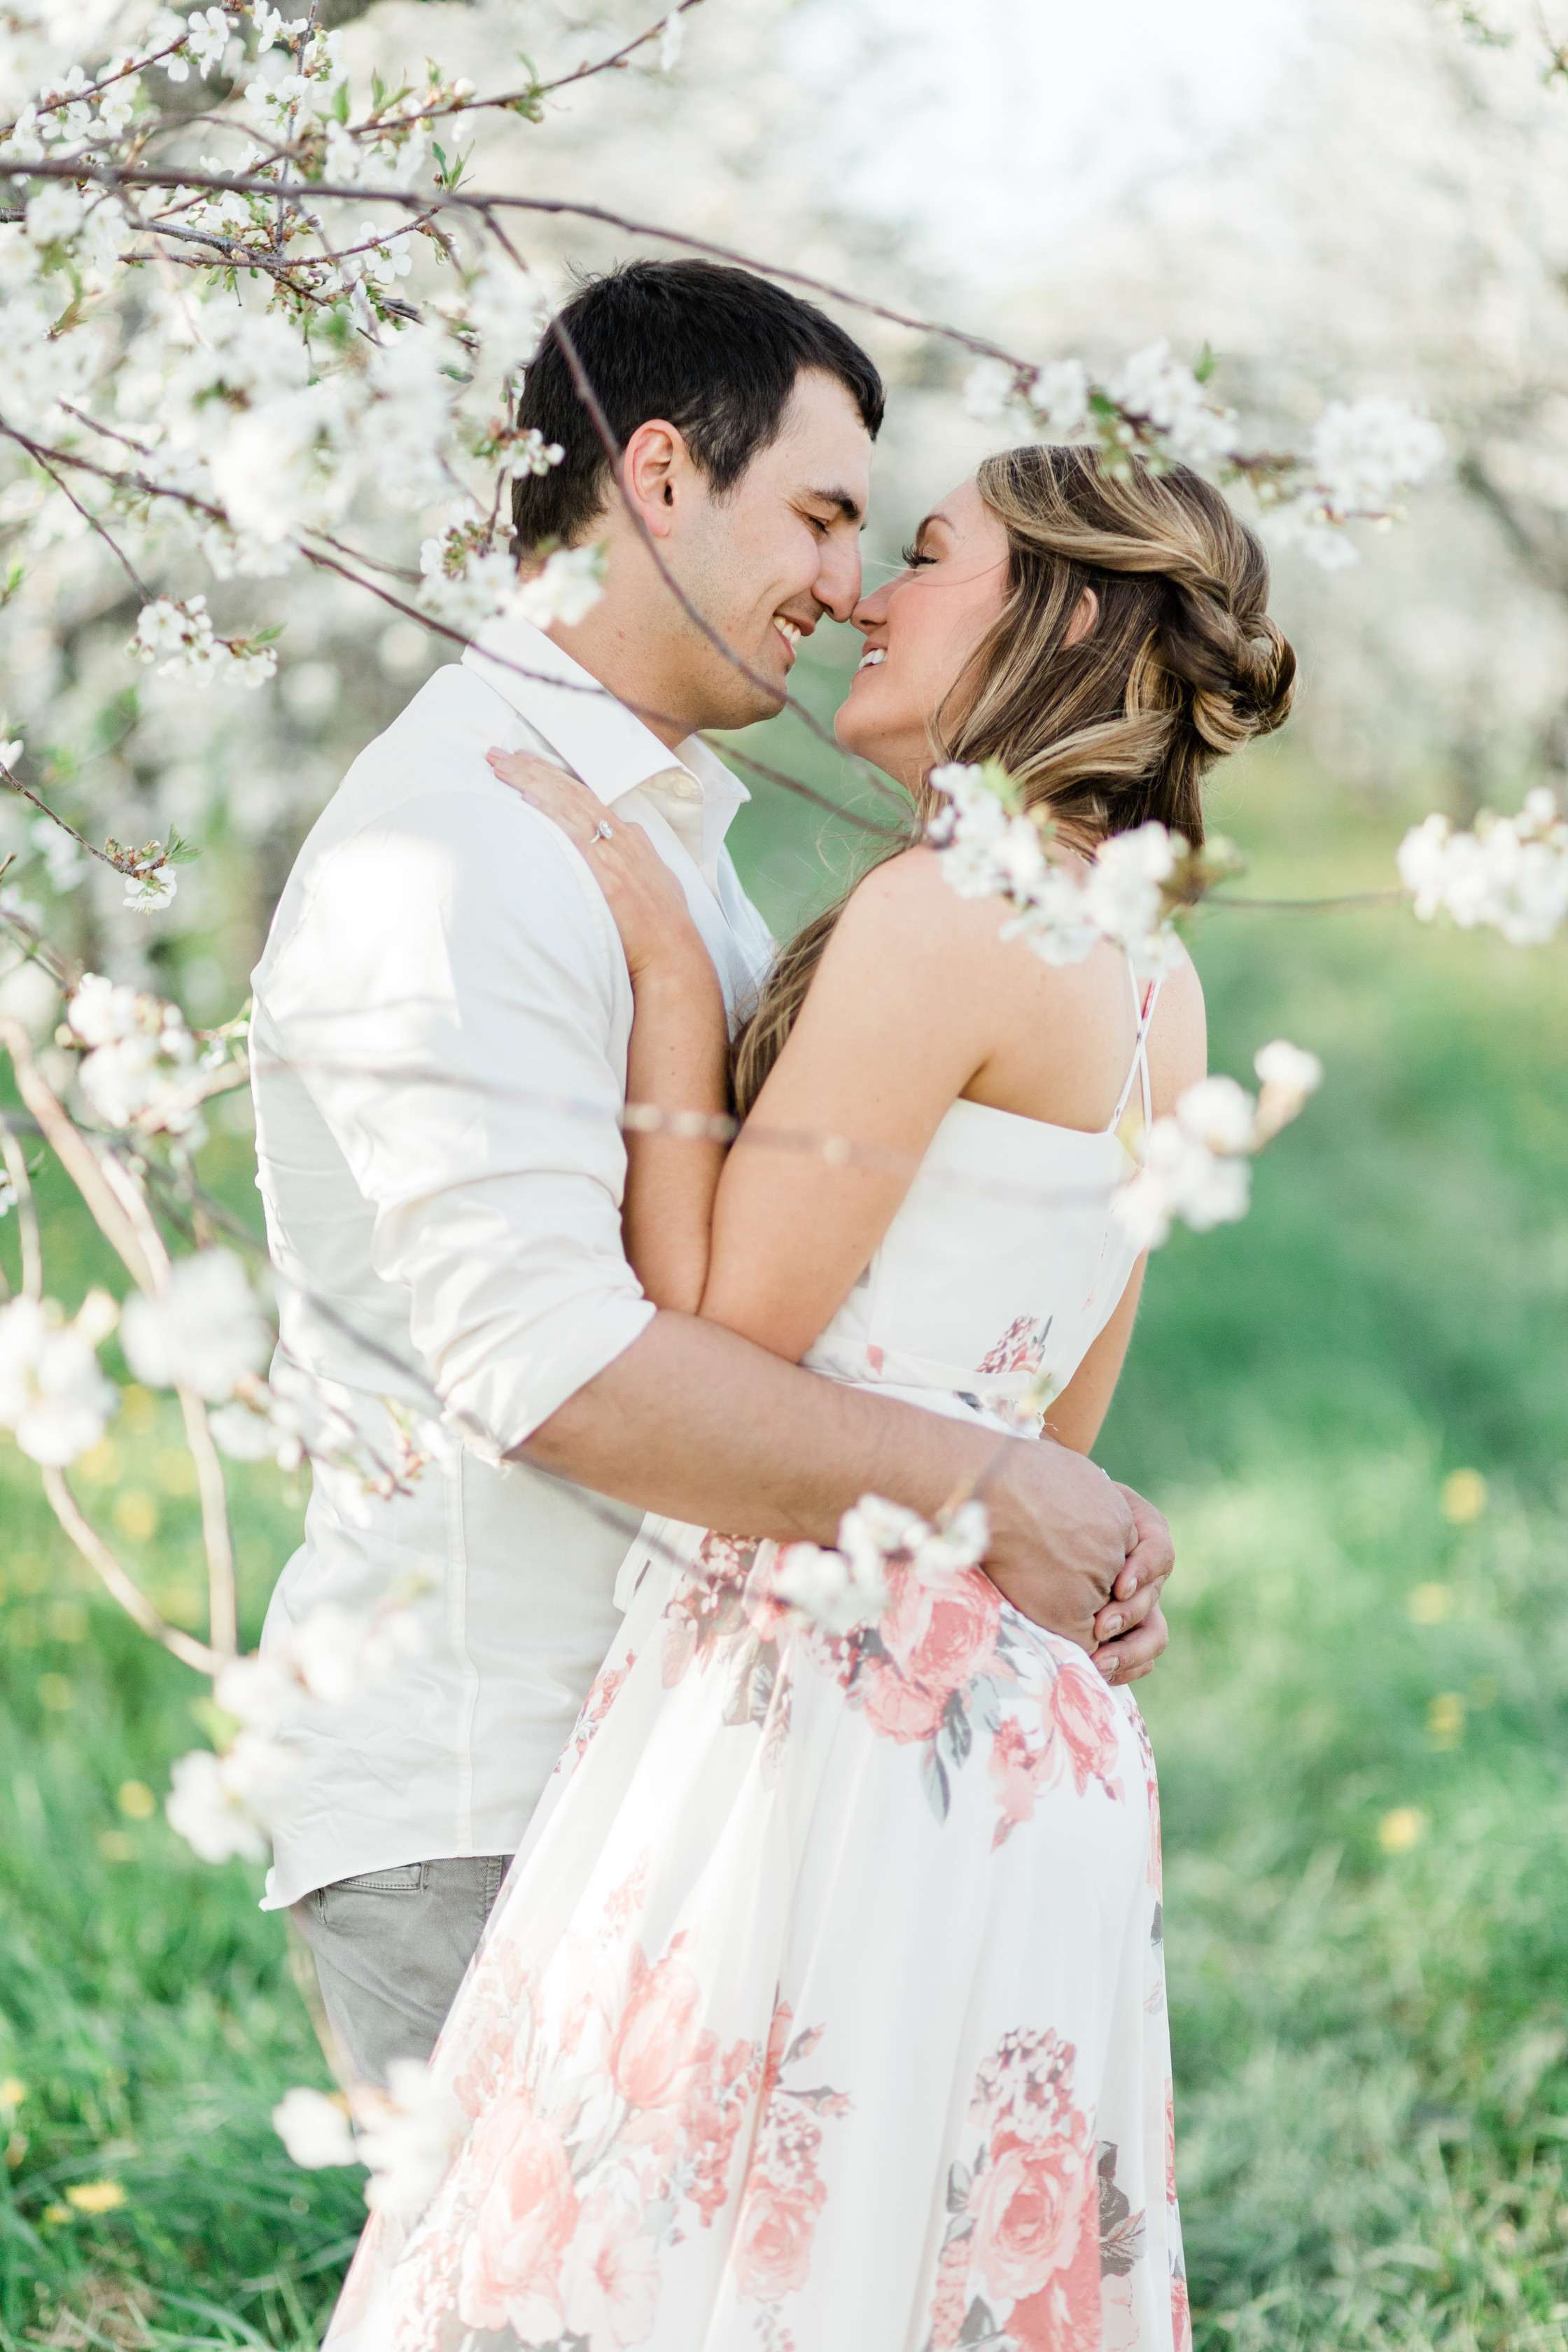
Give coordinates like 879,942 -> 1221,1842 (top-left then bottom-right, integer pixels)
816,532 -> 864,626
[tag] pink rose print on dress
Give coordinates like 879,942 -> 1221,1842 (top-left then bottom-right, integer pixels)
456,2106 -> 580,2342
977,1314 -> 1053,1379
610,1938 -> 704,2110
1051,1659 -> 1126,1801
988,1715 -> 1051,1849
920,2026 -> 1143,2352
729,2003 -> 848,2349
567,1649 -> 637,1765
559,2181 -> 664,2348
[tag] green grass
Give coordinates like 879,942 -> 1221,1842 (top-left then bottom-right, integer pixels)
3,706 -> 1567,2345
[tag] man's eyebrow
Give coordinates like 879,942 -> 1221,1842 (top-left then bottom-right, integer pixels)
804,483 -> 865,524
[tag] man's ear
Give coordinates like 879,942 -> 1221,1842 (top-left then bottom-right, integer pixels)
619,419 -> 687,541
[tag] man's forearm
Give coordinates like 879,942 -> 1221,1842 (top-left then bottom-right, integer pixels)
519,1309 -> 1009,1544
516,1310 -> 1163,1656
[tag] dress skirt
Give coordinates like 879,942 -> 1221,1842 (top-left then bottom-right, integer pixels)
325,1513 -> 1189,2352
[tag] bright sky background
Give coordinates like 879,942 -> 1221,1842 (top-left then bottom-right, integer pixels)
790,0 -> 1310,288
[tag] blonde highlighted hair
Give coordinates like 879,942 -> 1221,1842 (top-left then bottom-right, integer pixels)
732,444 -> 1296,1117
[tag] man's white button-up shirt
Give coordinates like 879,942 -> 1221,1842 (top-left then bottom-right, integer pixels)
250,611 -> 774,1909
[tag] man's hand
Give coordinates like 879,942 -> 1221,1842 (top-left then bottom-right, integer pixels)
1090,1483 -> 1173,1685
980,1441 -> 1137,1648
979,1448 -> 1173,1681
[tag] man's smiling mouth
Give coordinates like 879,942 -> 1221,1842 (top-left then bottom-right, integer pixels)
774,617 -> 802,657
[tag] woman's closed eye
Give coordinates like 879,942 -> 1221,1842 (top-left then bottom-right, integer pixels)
899,541 -> 937,570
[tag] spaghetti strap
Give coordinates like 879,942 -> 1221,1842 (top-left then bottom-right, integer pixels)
1107,953 -> 1163,1134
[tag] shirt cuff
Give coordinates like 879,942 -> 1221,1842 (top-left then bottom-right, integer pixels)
440,1289 -> 659,1463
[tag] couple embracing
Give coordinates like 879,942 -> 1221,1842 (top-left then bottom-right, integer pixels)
252,258 -> 1294,2348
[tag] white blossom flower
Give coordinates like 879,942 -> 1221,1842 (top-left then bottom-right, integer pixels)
771,1492 -> 990,1632
927,767 -> 1181,972
461,258 -> 556,373
962,358 -> 1021,424
1309,396 -> 1446,521
772,1536 -> 888,1634
67,973 -> 139,1047
186,8 -> 234,78
25,183 -> 84,248
120,1250 -> 272,1400
1397,789 -> 1568,944
1171,1073 -> 1257,1155
418,524 -> 515,631
131,596 -> 276,690
658,10 -> 685,71
354,2058 -> 465,2220
165,1731 -> 301,1863
0,736 -> 22,771
272,2087 -> 357,2169
0,1174 -> 16,1219
508,427 -> 566,479
1114,1114 -> 1254,1252
1106,340 -> 1238,465
0,1291 -> 119,1466
209,1390 -> 302,1468
31,818 -> 85,893
514,542 -> 609,630
1253,1038 -> 1324,1100
69,980 -> 206,1138
124,863 -> 177,912
1080,822 -> 1182,974
1028,358 -> 1091,436
216,1595 -> 426,1732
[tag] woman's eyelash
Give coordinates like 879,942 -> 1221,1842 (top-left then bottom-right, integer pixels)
901,542 -> 936,568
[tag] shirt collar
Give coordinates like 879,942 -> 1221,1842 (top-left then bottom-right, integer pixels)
461,608 -> 750,822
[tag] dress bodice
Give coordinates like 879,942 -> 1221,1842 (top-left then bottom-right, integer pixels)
802,1098 -> 1140,1432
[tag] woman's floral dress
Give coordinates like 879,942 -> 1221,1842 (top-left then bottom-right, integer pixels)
327,1082 -> 1189,2352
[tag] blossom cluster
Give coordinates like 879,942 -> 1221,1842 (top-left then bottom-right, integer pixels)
772,1492 -> 990,1635
0,1289 -> 119,1465
65,973 -> 213,1142
166,1587 -> 428,1862
1114,1041 -> 1325,1250
962,352 -> 1444,568
272,2059 -> 465,2220
1397,785 -> 1568,944
926,760 -> 1203,975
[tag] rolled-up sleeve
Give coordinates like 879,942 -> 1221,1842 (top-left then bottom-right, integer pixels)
263,778 -> 654,1452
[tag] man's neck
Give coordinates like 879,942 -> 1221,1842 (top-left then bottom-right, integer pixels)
543,601 -> 697,752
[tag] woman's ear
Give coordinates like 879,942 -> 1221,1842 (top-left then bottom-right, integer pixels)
1063,586 -> 1100,648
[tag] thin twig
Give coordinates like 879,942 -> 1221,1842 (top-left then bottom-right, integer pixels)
0,1016 -> 157,1292
1203,889 -> 1407,912
0,1111 -> 42,1299
41,1465 -> 218,1676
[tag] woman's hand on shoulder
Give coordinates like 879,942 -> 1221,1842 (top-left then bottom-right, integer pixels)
486,748 -> 706,984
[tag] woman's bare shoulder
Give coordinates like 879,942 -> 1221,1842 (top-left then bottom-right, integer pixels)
1147,940 -> 1208,1116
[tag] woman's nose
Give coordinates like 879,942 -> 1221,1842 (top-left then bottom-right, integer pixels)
850,582 -> 891,633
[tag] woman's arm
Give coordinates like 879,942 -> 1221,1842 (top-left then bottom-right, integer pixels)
698,849 -> 1020,1357
486,750 -> 729,1312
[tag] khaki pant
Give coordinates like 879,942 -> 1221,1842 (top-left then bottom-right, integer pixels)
288,1854 -> 512,2087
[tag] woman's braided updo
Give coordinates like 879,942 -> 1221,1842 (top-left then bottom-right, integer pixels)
730,446 -> 1296,1116
947,443 -> 1296,848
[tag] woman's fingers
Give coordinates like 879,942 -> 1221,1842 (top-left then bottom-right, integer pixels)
1091,1600 -> 1168,1684
486,748 -> 602,846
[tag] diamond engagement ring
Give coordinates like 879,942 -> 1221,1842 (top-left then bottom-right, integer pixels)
592,820 -> 614,843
